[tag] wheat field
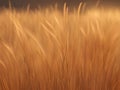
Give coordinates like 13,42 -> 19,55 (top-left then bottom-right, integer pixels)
0,5 -> 120,90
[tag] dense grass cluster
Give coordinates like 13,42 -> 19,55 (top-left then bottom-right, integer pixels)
0,7 -> 120,90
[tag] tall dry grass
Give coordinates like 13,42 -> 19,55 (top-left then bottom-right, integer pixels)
0,6 -> 120,90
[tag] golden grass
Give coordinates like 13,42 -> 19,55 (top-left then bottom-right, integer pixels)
0,7 -> 120,90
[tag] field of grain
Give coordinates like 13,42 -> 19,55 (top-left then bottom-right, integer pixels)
0,5 -> 120,90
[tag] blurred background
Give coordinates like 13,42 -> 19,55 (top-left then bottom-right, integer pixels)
0,0 -> 120,9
